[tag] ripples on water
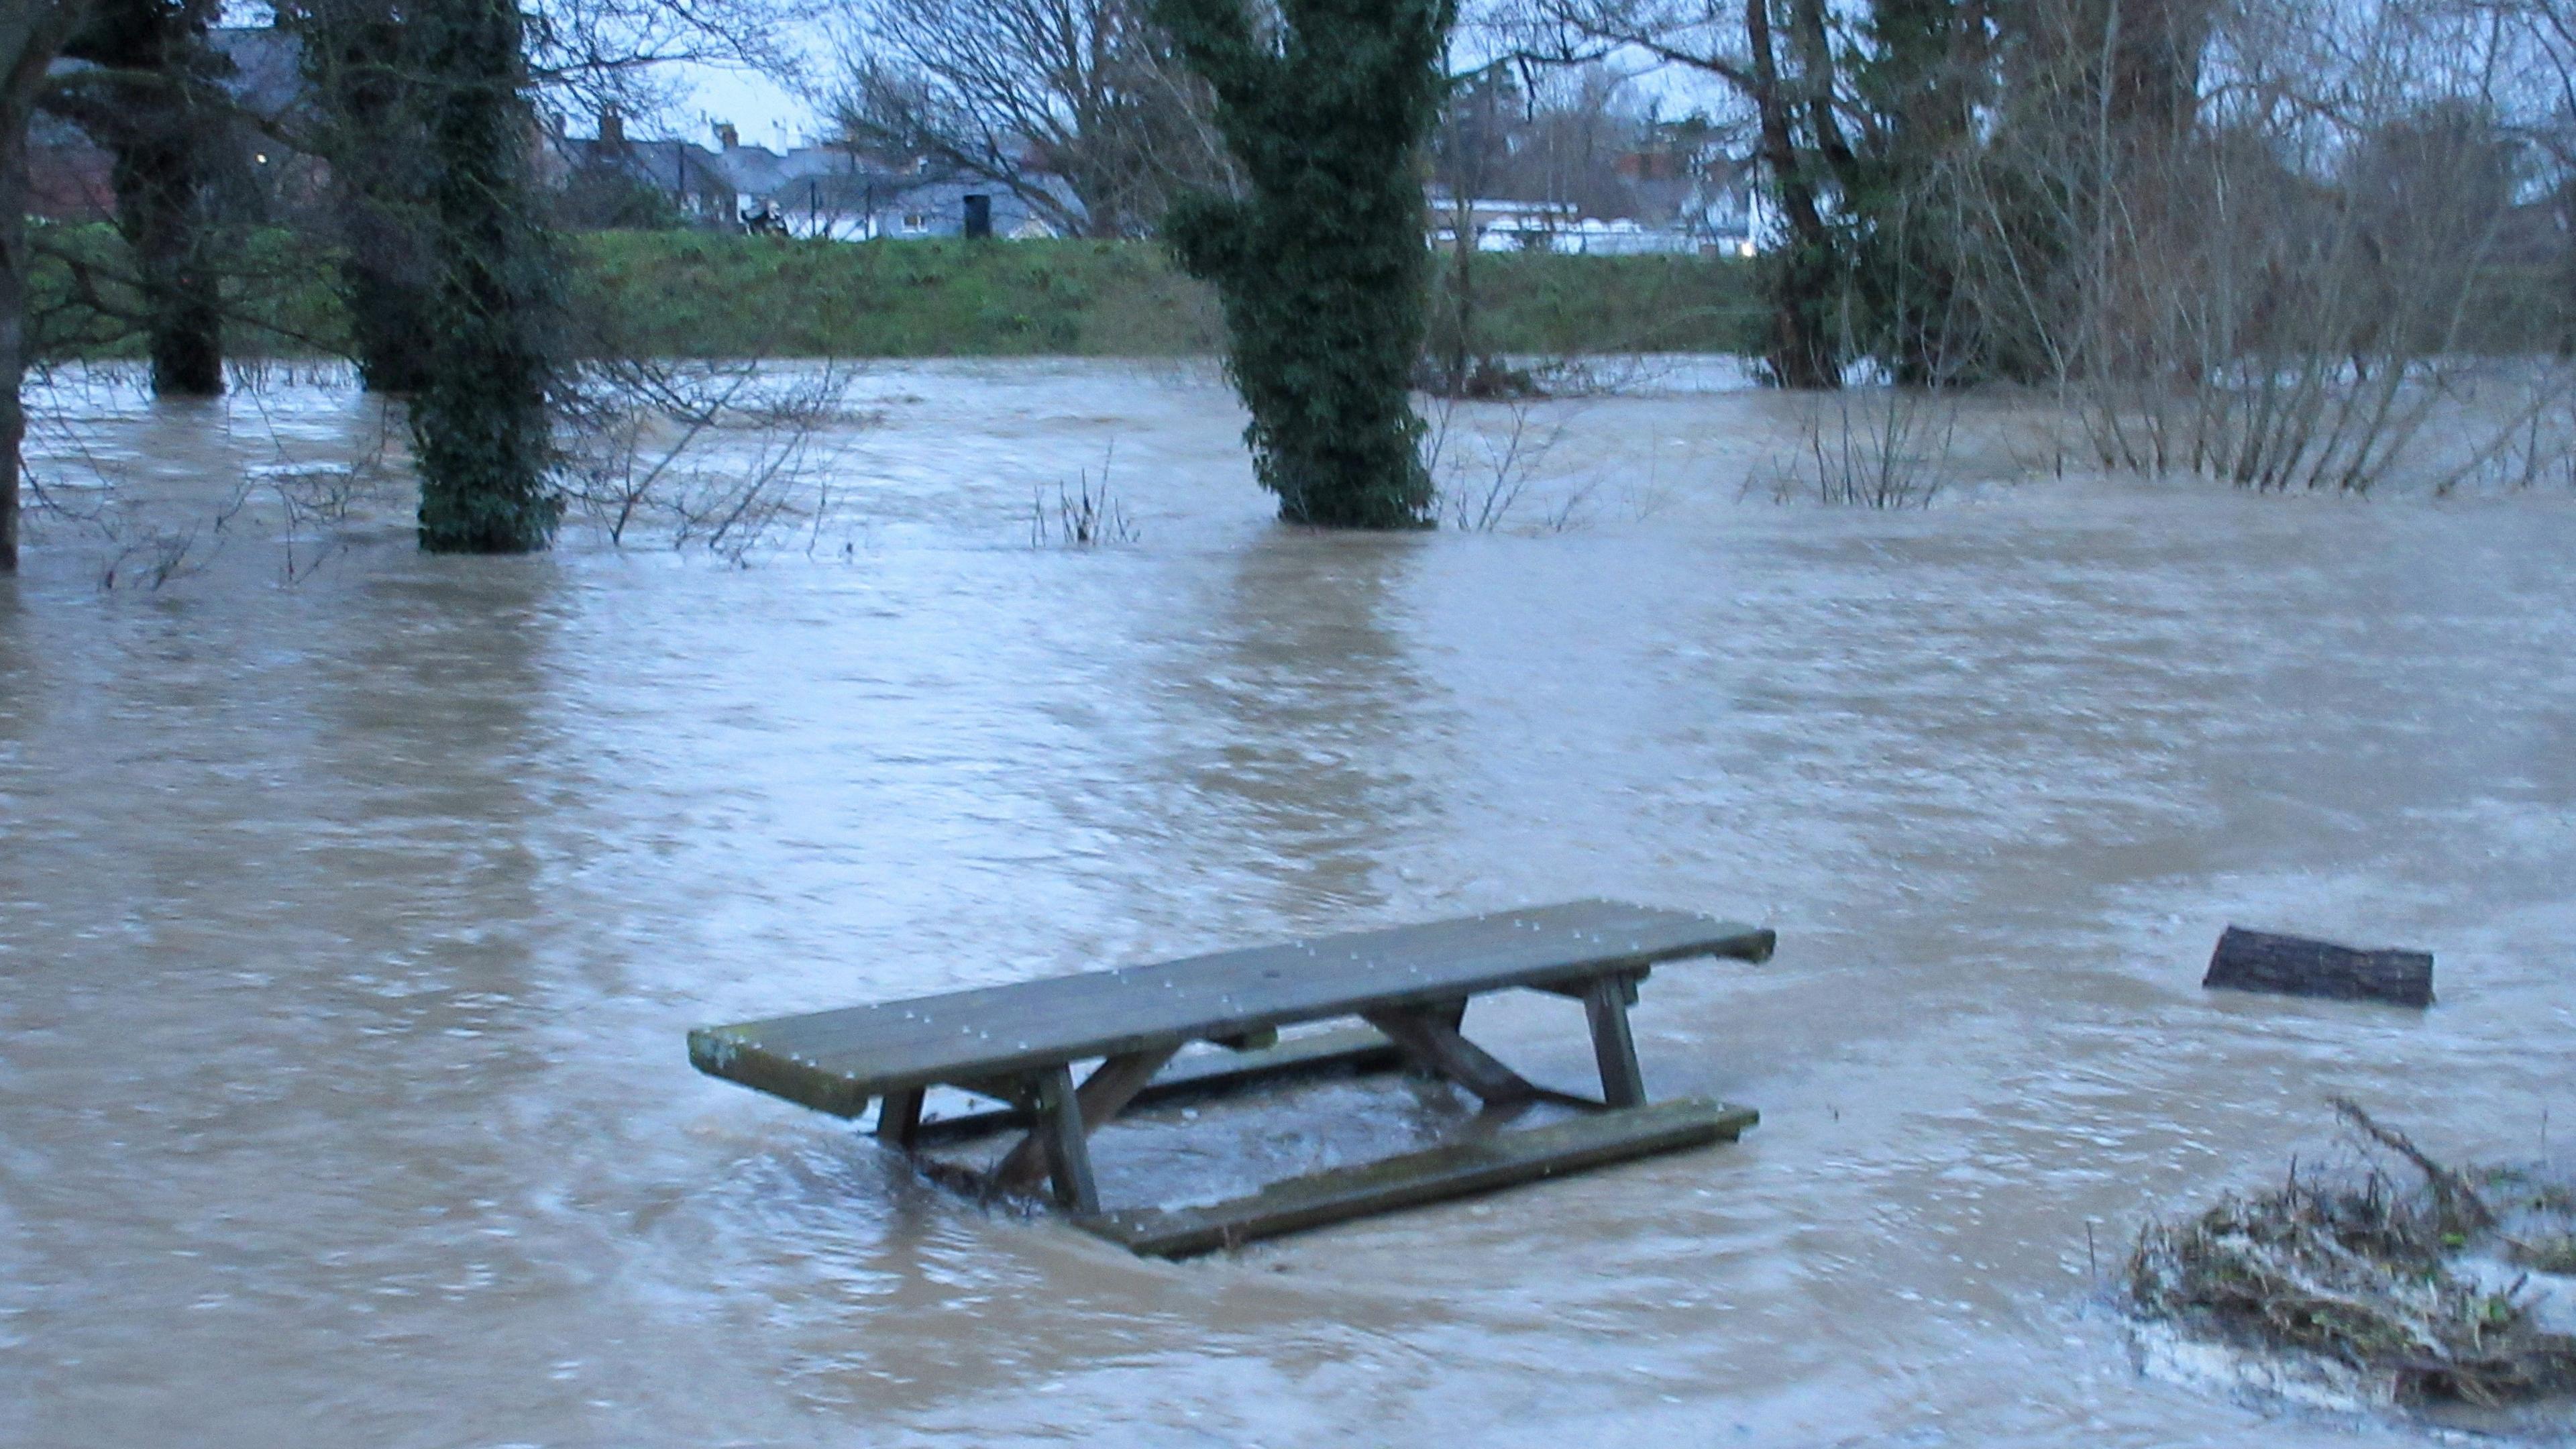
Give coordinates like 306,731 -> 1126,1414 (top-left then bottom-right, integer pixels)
3,361 -> 2573,1447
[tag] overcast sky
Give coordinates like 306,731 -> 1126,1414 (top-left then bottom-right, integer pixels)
671,61 -> 825,148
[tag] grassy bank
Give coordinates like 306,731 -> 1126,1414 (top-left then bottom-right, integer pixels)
30,226 -> 1767,361
574,234 -> 1227,356
582,233 -> 1770,357
32,225 -> 2565,366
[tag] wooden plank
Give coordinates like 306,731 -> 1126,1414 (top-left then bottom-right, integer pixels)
1360,1006 -> 1538,1106
1582,975 -> 1647,1108
991,1044 -> 1181,1192
690,901 -> 1774,1114
2203,925 -> 2434,1008
1031,1065 -> 1098,1214
1081,1097 -> 1759,1258
1144,1026 -> 1404,1101
904,1026 -> 1408,1147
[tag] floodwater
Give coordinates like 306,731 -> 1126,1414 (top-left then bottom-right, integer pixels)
3,360 -> 2575,1448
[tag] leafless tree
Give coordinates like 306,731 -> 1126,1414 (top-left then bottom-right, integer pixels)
1510,62 -> 1660,217
1426,56 -> 1690,391
2453,0 -> 2576,348
1502,0 -> 1867,384
523,0 -> 820,121
1927,0 -> 2573,491
826,0 -> 1232,237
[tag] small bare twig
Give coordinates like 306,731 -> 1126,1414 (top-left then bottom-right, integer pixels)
555,358 -> 871,559
1432,396 -> 1571,531
2334,1095 -> 2498,1237
1029,441 -> 1136,548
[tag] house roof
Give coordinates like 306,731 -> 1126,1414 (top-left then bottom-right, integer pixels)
702,144 -> 877,198
562,137 -> 737,197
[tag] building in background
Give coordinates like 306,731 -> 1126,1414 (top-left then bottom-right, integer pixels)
1428,146 -> 1762,258
556,115 -> 1066,240
552,113 -> 742,229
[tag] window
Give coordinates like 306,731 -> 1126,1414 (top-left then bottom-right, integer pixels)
902,213 -> 927,231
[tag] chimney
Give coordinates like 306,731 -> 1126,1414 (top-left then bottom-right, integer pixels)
715,122 -> 739,150
598,106 -> 624,147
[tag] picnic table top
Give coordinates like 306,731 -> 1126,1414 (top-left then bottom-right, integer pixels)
689,899 -> 1774,1114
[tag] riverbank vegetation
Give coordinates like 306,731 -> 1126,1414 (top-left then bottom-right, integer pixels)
13,0 -> 2576,561
25,227 -> 1768,362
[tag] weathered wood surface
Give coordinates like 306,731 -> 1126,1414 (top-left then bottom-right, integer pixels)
875,1085 -> 924,1149
993,1044 -> 1179,1192
690,901 -> 1774,1115
1081,1097 -> 1759,1258
1582,975 -> 1647,1108
1030,1065 -> 1096,1213
904,1025 -> 1406,1148
2203,924 -> 2434,1008
1361,1005 -> 1541,1105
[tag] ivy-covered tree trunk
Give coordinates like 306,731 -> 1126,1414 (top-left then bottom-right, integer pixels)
409,0 -> 559,552
1151,0 -> 1453,527
46,0 -> 231,396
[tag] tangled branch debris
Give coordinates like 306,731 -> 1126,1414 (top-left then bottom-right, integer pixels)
2131,1102 -> 2576,1406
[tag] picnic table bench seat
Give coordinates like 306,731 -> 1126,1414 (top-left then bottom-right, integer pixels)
690,899 -> 1774,1256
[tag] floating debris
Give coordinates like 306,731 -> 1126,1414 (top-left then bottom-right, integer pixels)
2202,926 -> 2434,1008
2130,1099 -> 2576,1408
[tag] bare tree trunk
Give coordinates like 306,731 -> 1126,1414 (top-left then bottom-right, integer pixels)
2,2 -> 92,573
1748,0 -> 1843,387
339,178 -> 437,396
1,85 -> 29,574
1448,193 -> 1476,392
288,2 -> 437,394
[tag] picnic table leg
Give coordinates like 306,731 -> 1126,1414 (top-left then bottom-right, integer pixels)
1362,1006 -> 1539,1106
1582,974 -> 1648,1109
1028,1065 -> 1100,1215
991,1045 -> 1181,1202
875,1087 -> 926,1150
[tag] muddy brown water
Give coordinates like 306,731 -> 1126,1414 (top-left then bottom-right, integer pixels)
4,360 -> 2574,1447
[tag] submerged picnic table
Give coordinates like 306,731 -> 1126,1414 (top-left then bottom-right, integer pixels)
690,900 -> 1775,1256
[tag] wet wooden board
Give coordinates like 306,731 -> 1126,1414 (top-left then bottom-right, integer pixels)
904,1025 -> 1407,1148
690,900 -> 1774,1115
1081,1097 -> 1759,1258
